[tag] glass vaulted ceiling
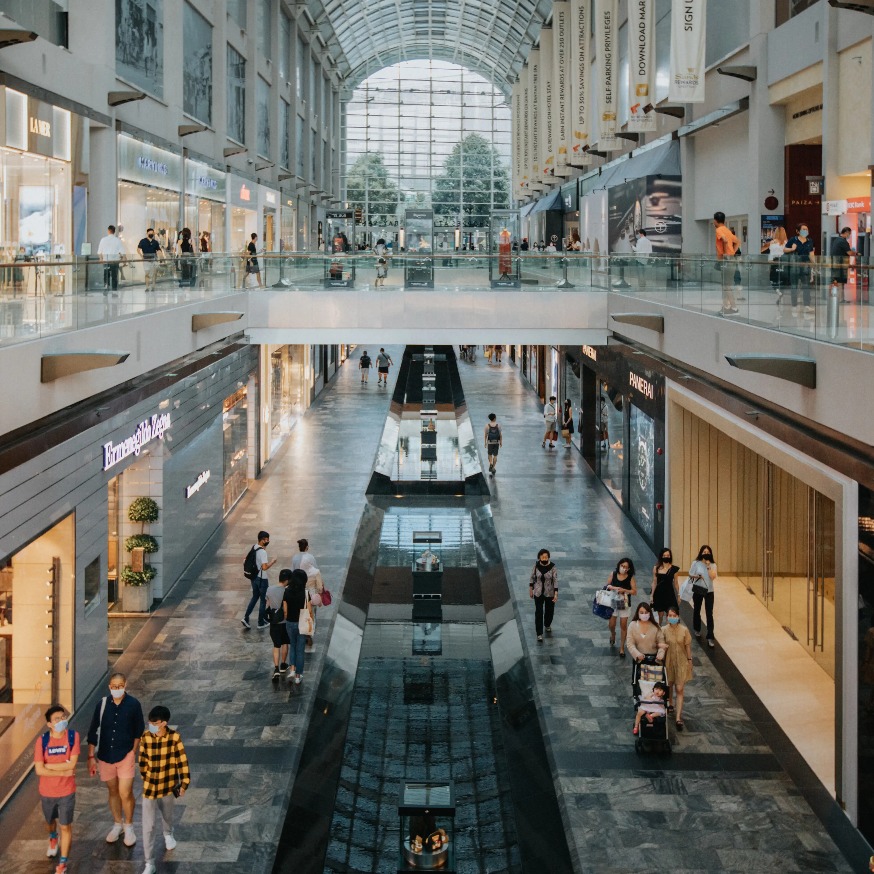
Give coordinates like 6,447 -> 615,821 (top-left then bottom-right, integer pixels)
307,0 -> 552,95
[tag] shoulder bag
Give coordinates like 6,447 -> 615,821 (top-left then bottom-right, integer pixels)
299,590 -> 315,635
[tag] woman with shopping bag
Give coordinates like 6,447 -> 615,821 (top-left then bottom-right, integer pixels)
688,545 -> 718,648
605,558 -> 637,658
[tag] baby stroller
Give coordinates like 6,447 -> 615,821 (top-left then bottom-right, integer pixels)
632,654 -> 671,755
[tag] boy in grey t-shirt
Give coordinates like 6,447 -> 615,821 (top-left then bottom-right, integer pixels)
266,570 -> 291,681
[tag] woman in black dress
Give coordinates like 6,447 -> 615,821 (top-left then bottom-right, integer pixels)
651,547 -> 680,625
561,399 -> 574,449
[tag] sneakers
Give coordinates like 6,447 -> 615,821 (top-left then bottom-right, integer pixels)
106,823 -> 124,843
545,626 -> 552,634
294,675 -> 302,685
536,634 -> 543,642
804,306 -> 814,314
124,825 -> 137,846
240,618 -> 250,629
164,833 -> 177,851
707,639 -> 715,649
47,837 -> 59,857
279,662 -> 289,674
142,864 -> 157,874
288,669 -> 297,681
55,864 -> 67,874
257,621 -> 268,629
721,307 -> 740,316
272,667 -> 280,681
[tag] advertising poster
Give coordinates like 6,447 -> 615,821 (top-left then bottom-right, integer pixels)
669,0 -> 706,103
629,405 -> 655,542
553,2 -> 570,171
183,3 -> 212,125
595,0 -> 621,150
569,0 -> 591,165
607,176 -> 682,254
627,0 -> 657,132
116,0 -> 164,98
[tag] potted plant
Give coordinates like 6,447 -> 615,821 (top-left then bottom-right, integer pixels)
122,497 -> 159,612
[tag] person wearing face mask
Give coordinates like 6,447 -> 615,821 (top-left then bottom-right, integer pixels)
605,557 -> 637,658
650,548 -> 680,625
139,705 -> 190,874
529,548 -> 558,643
137,227 -> 162,292
689,545 -> 718,648
86,672 -> 145,847
35,705 -> 80,874
626,602 -> 666,666
783,224 -> 816,318
662,607 -> 693,730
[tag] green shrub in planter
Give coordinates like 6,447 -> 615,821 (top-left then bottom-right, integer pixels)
121,565 -> 156,586
124,534 -> 159,554
128,497 -> 159,526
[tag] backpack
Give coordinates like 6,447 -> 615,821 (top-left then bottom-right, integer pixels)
487,423 -> 501,443
42,729 -> 76,761
265,593 -> 285,624
243,545 -> 260,580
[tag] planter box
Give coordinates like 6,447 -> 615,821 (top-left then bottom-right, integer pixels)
122,583 -> 152,613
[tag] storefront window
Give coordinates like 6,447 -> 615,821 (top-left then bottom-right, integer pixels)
628,405 -> 655,540
223,388 -> 249,513
118,181 -> 180,257
597,382 -> 624,506
269,345 -> 306,452
0,150 -> 71,278
184,197 -> 225,254
563,354 -> 581,444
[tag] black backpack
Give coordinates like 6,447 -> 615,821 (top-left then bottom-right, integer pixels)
243,545 -> 260,580
265,593 -> 285,624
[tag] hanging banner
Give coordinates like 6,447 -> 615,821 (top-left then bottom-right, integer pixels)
628,0 -> 657,132
512,81 -> 525,199
553,2 -> 570,171
529,49 -> 542,186
540,28 -> 555,178
569,0 -> 591,165
669,0 -> 706,103
522,64 -> 531,194
595,0 -> 621,150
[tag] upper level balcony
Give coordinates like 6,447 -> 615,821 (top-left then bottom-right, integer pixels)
1,251 -> 871,445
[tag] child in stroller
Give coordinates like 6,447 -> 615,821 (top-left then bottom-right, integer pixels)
633,681 -> 667,735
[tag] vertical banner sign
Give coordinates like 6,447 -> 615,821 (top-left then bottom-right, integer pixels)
669,0 -> 707,103
512,82 -> 524,198
529,49 -> 541,185
553,2 -> 570,171
595,0 -> 620,150
569,0 -> 591,165
522,64 -> 531,193
540,28 -> 555,178
628,0 -> 656,132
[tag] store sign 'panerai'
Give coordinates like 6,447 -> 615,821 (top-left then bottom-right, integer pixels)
102,412 -> 172,471
629,371 -> 655,399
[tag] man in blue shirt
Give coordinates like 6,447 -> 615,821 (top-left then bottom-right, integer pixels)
137,228 -> 163,293
86,672 -> 145,847
783,223 -> 816,317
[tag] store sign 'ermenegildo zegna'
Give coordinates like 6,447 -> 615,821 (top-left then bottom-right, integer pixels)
669,0 -> 707,103
569,0 -> 590,164
628,0 -> 656,132
103,413 -> 172,471
596,0 -> 621,152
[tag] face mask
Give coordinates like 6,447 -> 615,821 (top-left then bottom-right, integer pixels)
667,617 -> 680,625
53,719 -> 69,733
110,688 -> 125,700
639,612 -> 651,622
147,723 -> 161,735
799,230 -> 808,238
539,558 -> 549,565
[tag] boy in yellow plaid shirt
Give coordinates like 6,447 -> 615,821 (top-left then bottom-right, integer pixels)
138,705 -> 190,874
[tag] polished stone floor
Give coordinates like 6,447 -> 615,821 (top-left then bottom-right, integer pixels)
0,345 -> 859,873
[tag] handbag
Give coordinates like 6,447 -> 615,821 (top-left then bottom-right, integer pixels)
320,588 -> 332,607
592,598 -> 613,620
551,429 -> 559,441
595,588 -> 614,607
310,591 -> 323,607
299,591 -> 315,635
678,577 -> 694,604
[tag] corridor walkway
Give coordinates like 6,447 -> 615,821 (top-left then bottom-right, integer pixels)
0,345 -> 858,874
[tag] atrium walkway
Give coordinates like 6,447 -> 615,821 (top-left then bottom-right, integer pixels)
0,346 -> 859,873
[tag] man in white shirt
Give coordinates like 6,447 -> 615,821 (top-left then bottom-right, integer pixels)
98,225 -> 125,295
633,229 -> 654,289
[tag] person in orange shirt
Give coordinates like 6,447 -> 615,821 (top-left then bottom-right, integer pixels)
713,211 -> 740,315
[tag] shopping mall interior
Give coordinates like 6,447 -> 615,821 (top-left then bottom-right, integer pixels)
0,1 -> 873,873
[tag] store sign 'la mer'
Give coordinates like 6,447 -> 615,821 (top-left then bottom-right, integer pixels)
102,413 -> 172,471
29,117 -> 51,137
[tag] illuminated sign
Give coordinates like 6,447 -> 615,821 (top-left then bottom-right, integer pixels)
185,469 -> 211,499
29,117 -> 51,137
629,371 -> 655,399
239,184 -> 251,202
136,155 -> 169,176
582,345 -> 598,361
102,413 -> 171,471
198,175 -> 217,190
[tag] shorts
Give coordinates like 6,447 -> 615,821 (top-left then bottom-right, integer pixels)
42,793 -> 76,826
378,367 -> 389,374
143,260 -> 157,280
98,749 -> 136,782
487,442 -> 500,456
270,622 -> 290,647
246,263 -> 260,274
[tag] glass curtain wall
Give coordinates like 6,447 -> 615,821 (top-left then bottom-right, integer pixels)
342,61 -> 511,251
